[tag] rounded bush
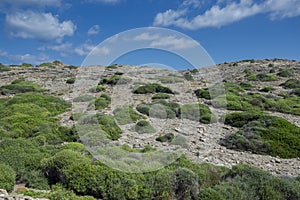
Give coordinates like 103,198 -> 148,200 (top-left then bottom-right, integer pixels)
0,163 -> 16,192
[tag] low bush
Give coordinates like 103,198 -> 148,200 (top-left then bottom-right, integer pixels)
152,93 -> 171,99
113,105 -> 143,125
260,86 -> 275,92
66,78 -> 76,84
277,68 -> 294,77
99,75 -> 131,85
73,94 -> 95,102
156,76 -> 183,83
247,73 -> 278,82
0,79 -> 46,95
133,83 -> 174,94
136,100 -> 180,119
97,115 -> 122,140
183,72 -> 194,81
132,120 -> 156,134
156,133 -> 174,142
181,104 -> 216,124
280,79 -> 300,89
0,163 -> 16,192
239,82 -> 255,90
89,85 -> 105,93
222,112 -> 300,158
0,63 -> 10,72
171,134 -> 188,148
93,94 -> 111,110
195,88 -> 211,99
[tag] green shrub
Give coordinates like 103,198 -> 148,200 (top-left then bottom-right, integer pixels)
132,120 -> 156,134
97,115 -> 122,140
239,82 -> 254,90
38,62 -> 53,67
183,72 -> 194,81
0,79 -> 46,94
260,86 -> 276,92
133,83 -> 173,94
73,94 -> 95,102
248,73 -> 278,81
5,92 -> 71,115
224,110 -> 266,128
113,105 -> 143,125
66,78 -> 76,84
0,64 -> 10,72
194,88 -> 211,99
0,163 -> 16,192
277,68 -> 294,77
99,75 -> 131,85
20,63 -> 33,67
106,65 -> 118,69
292,88 -> 300,96
222,113 -> 300,158
152,93 -> 171,99
181,104 -> 216,124
156,133 -> 174,142
0,138 -> 50,189
89,85 -> 105,93
171,134 -> 188,148
136,100 -> 179,119
280,79 -> 300,89
156,76 -> 183,83
93,94 -> 111,110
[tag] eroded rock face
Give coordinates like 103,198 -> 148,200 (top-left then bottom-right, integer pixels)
0,59 -> 299,177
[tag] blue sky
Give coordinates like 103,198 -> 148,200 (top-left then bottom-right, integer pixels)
0,0 -> 299,68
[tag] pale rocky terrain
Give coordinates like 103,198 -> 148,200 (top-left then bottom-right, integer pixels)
0,59 -> 299,177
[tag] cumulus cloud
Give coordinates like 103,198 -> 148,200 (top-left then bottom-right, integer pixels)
88,25 -> 100,35
75,43 -> 110,56
6,11 -> 76,42
153,0 -> 300,30
134,33 -> 198,50
0,0 -> 61,9
0,48 -> 51,65
83,0 -> 121,4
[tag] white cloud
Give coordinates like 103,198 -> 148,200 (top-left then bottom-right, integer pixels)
83,0 -> 121,4
74,43 -> 110,56
6,11 -> 76,42
0,0 -> 61,8
134,33 -> 197,50
153,0 -> 300,30
88,25 -> 100,35
0,49 -> 51,65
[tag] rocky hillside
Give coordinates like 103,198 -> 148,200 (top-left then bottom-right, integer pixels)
0,59 -> 299,199
0,59 -> 299,176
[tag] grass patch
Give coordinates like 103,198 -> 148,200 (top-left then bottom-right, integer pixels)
0,63 -> 10,72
